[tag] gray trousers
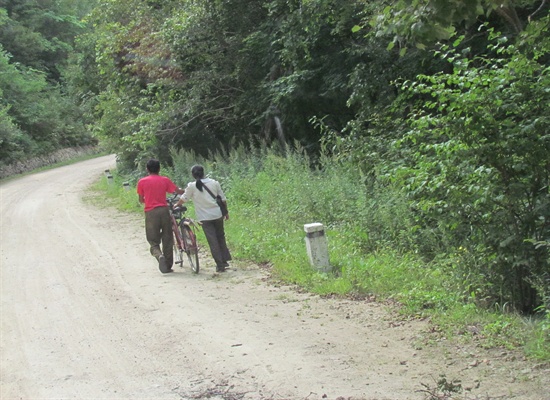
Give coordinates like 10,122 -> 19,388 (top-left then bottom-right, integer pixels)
145,206 -> 173,268
201,217 -> 231,268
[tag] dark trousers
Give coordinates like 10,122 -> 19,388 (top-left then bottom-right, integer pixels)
201,217 -> 231,268
145,206 -> 173,268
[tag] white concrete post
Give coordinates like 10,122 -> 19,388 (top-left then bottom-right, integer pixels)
123,182 -> 130,191
104,169 -> 110,176
106,173 -> 113,185
304,222 -> 331,273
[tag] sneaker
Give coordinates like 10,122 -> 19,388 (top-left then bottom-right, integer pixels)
158,255 -> 168,273
216,265 -> 226,273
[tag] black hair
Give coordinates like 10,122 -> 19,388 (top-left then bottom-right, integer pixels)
146,159 -> 161,174
191,164 -> 205,191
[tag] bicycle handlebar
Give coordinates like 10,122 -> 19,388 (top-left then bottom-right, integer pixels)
167,194 -> 187,214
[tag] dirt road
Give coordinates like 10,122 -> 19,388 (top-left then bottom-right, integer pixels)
1,155 -> 549,400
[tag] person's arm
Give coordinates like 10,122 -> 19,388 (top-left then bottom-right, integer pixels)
137,180 -> 145,205
216,181 -> 229,220
174,197 -> 186,208
166,178 -> 184,206
174,187 -> 187,208
222,199 -> 229,221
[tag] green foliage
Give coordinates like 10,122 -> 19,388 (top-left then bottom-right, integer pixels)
0,0 -> 96,170
92,169 -> 142,213
170,145 -> 447,309
76,0 -> 400,165
392,31 -> 550,312
480,315 -> 526,349
335,21 -> 550,314
170,144 -> 427,299
525,309 -> 550,360
0,0 -> 91,80
0,103 -> 32,164
367,0 -> 540,51
0,45 -> 59,163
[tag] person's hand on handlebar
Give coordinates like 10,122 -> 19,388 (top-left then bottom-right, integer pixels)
173,189 -> 185,208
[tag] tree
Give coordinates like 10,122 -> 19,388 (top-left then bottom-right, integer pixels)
0,0 -> 88,81
357,24 -> 550,311
364,0 -> 547,53
84,0 -> 375,166
0,0 -> 96,168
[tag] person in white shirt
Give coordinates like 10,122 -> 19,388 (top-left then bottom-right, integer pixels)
176,165 -> 232,272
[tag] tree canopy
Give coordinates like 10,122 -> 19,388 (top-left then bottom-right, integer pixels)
0,0 -> 97,168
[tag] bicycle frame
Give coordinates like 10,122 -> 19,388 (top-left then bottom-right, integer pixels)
167,196 -> 185,251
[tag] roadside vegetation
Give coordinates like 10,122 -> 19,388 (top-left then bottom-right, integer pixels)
96,142 -> 549,363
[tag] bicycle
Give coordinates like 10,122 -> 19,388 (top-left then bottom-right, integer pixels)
167,195 -> 200,273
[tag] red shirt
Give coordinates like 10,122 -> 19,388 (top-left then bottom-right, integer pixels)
136,174 -> 178,212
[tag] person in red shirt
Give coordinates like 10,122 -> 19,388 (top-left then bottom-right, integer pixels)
137,159 -> 184,273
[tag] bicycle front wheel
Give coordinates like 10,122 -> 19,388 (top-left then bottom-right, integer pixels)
173,232 -> 184,269
181,224 -> 199,274
173,243 -> 184,268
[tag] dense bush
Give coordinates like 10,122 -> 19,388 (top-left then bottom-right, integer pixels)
337,27 -> 550,313
407,35 -> 548,313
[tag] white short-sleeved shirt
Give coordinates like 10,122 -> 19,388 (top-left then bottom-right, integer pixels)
182,178 -> 226,221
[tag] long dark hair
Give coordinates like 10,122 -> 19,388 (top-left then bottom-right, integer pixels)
191,164 -> 205,191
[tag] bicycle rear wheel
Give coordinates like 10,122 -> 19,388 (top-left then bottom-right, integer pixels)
181,224 -> 199,273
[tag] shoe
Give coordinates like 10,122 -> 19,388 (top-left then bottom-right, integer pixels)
158,255 -> 168,273
216,266 -> 226,272
220,262 -> 230,270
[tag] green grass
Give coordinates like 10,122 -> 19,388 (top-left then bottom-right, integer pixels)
92,145 -> 550,362
91,171 -> 142,212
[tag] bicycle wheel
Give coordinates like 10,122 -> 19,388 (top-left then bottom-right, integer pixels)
173,232 -> 184,268
173,242 -> 184,268
181,224 -> 199,274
